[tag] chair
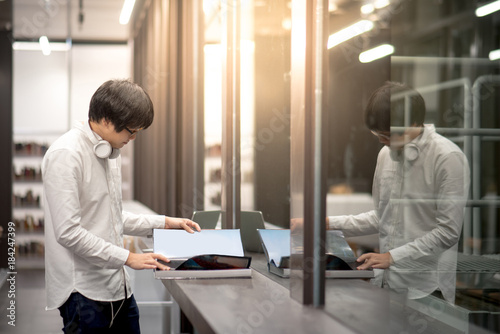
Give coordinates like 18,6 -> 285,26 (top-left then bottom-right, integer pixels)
191,210 -> 221,229
240,211 -> 266,253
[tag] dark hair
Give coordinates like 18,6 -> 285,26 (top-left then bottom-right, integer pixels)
364,81 -> 426,132
88,79 -> 154,132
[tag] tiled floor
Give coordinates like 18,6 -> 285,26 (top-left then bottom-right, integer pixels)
0,268 -> 175,334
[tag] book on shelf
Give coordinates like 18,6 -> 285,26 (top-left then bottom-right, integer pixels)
258,229 -> 374,279
153,229 -> 252,279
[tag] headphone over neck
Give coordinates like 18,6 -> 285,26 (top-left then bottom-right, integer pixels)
388,126 -> 428,167
84,120 -> 120,159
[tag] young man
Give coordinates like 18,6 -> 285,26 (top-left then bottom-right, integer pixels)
42,79 -> 200,333
327,82 -> 470,303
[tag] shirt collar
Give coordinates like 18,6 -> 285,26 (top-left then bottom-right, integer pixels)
408,124 -> 434,150
74,120 -> 103,144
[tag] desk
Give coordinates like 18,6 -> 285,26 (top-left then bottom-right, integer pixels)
160,264 -> 357,334
137,231 -> 356,333
128,201 -> 496,334
157,254 -> 494,334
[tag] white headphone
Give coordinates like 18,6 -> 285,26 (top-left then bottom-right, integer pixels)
389,143 -> 420,168
85,121 -> 120,159
94,140 -> 120,159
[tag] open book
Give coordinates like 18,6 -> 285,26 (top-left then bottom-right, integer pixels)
153,229 -> 252,279
258,229 -> 374,278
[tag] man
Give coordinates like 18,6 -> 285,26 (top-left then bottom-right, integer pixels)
327,82 -> 470,303
42,79 -> 200,333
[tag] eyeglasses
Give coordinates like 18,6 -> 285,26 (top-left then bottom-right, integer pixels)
370,130 -> 391,140
124,126 -> 143,137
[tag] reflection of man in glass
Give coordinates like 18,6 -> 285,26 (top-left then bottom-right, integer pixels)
327,82 -> 470,303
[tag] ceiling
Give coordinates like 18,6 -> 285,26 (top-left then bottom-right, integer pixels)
13,0 -> 130,42
11,0 -> 368,43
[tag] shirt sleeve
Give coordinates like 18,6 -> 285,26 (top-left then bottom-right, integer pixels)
328,210 -> 380,237
122,212 -> 166,236
43,149 -> 129,269
390,151 -> 470,263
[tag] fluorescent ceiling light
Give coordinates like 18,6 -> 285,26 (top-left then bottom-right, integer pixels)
361,0 -> 390,14
39,36 -> 51,56
12,41 -> 70,52
327,20 -> 374,49
361,4 -> 375,14
475,0 -> 500,17
489,49 -> 500,61
359,44 -> 394,63
119,0 -> 136,25
374,0 -> 390,9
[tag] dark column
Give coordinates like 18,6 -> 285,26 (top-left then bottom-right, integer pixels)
290,0 -> 329,306
0,0 -> 13,269
254,33 -> 291,229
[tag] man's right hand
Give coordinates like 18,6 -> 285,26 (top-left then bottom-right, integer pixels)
125,252 -> 171,270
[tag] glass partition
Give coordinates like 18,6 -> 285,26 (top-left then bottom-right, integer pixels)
203,0 -> 291,227
326,0 -> 499,332
248,0 -> 291,226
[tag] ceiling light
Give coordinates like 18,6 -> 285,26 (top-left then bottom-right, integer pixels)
475,0 -> 500,17
119,0 -> 136,25
359,44 -> 394,63
361,4 -> 375,14
327,20 -> 374,49
489,49 -> 500,61
374,0 -> 390,9
39,36 -> 51,56
12,41 -> 70,52
328,0 -> 338,12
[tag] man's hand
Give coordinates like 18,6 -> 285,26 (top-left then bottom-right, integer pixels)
356,252 -> 393,270
164,217 -> 201,233
126,252 -> 171,270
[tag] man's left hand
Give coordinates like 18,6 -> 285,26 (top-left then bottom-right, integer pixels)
356,252 -> 393,270
165,217 -> 201,233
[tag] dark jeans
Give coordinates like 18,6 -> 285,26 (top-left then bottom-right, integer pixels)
58,292 -> 140,334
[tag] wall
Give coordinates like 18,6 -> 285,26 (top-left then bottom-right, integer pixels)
14,44 -> 131,132
11,43 -> 132,268
12,44 -> 133,200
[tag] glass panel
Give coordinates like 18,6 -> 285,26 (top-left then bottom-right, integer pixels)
326,0 -> 499,333
240,0 -> 255,212
202,0 -> 291,227
203,1 -> 223,211
246,0 -> 291,227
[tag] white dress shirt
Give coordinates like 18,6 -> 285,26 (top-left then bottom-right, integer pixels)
329,124 -> 470,302
42,121 -> 165,310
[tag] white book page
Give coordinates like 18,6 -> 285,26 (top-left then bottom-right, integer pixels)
153,229 -> 245,259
